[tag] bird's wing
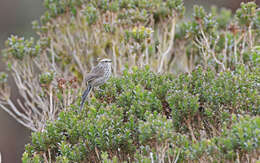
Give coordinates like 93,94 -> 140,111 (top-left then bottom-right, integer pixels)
84,73 -> 100,82
85,65 -> 104,82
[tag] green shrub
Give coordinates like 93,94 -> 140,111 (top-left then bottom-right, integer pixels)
0,0 -> 259,162
22,66 -> 259,162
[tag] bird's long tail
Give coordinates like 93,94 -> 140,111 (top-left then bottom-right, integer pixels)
80,84 -> 92,111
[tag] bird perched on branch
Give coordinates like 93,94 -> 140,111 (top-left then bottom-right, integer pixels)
80,58 -> 112,111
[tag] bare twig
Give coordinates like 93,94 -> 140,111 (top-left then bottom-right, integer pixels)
174,150 -> 180,163
112,41 -> 117,76
200,28 -> 226,71
158,17 -> 176,73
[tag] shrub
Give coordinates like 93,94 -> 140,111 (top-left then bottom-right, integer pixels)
22,66 -> 259,162
0,0 -> 259,162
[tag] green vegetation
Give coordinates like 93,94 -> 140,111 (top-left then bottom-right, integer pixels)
0,0 -> 259,162
23,66 -> 259,162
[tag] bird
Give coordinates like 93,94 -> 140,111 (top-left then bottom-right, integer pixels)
80,58 -> 112,111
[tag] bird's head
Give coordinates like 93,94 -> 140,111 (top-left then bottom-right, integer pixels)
98,58 -> 112,68
99,58 -> 112,63
99,58 -> 112,64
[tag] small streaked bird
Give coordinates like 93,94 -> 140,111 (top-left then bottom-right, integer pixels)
80,58 -> 112,111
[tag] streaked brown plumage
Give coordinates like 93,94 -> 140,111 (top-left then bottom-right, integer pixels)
80,58 -> 112,111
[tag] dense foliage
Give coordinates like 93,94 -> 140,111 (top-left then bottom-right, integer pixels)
22,65 -> 259,162
0,0 -> 259,162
